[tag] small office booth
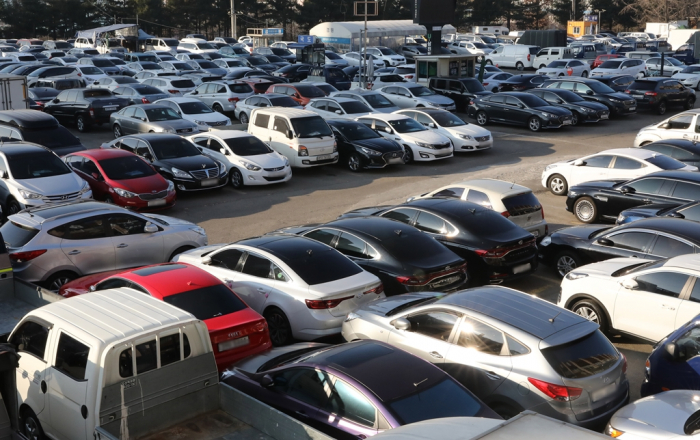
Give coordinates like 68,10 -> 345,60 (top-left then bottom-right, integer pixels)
414,54 -> 479,83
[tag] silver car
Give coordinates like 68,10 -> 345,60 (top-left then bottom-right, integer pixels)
233,93 -> 302,124
86,76 -> 140,91
185,80 -> 254,113
110,103 -> 199,138
331,89 -> 400,113
0,200 -> 208,290
342,286 -> 629,428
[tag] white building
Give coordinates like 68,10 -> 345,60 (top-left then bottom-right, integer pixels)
309,20 -> 431,52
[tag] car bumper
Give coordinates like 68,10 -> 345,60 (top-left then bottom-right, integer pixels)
611,103 -> 637,114
528,387 -> 629,431
241,167 -> 292,185
21,191 -> 93,209
412,146 -> 453,162
359,151 -> 406,168
173,176 -> 228,191
114,190 -> 177,211
290,153 -> 339,168
484,256 -> 539,284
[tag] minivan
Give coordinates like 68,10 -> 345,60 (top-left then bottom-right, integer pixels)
145,38 -> 180,54
247,107 -> 338,168
486,45 -> 539,70
0,110 -> 86,155
7,288 -> 219,440
533,47 -> 574,69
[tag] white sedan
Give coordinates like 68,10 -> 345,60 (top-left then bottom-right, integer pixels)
672,64 -> 700,91
172,235 -> 384,346
536,59 -> 591,78
187,130 -> 291,188
394,108 -> 492,152
541,148 -> 696,196
481,71 -> 513,93
305,97 -> 372,120
341,52 -> 384,69
156,97 -> 230,131
606,390 -> 700,438
74,65 -> 108,84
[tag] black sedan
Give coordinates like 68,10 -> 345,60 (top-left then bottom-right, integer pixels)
625,78 -> 695,115
338,198 -> 538,285
327,120 -> 405,171
539,218 -> 700,276
565,170 -> 700,224
185,60 -> 227,76
272,64 -> 312,82
102,134 -> 228,191
400,44 -> 427,60
526,88 -> 610,125
496,74 -> 547,92
542,78 -> 637,116
591,74 -> 635,92
244,55 -> 279,73
44,88 -> 130,132
616,199 -> 700,225
468,92 -> 573,132
27,87 -> 60,111
639,139 -> 700,167
275,216 -> 468,295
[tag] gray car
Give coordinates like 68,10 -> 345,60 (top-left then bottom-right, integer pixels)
185,80 -> 254,113
0,200 -> 208,290
377,84 -> 456,111
111,84 -> 169,105
185,59 -> 228,76
110,103 -> 199,138
331,89 -> 400,113
342,286 -> 629,429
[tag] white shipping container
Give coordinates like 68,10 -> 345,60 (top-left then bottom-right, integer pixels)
0,74 -> 28,111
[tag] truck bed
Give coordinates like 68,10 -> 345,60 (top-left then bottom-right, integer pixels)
0,296 -> 35,335
140,410 -> 272,440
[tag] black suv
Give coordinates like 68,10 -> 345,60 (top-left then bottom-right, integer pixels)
542,77 -> 637,115
272,64 -> 312,82
44,88 -> 130,132
400,44 -> 427,60
429,77 -> 491,111
0,110 -> 86,156
625,78 -> 696,115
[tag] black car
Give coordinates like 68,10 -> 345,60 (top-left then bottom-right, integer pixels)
428,77 -> 491,111
339,198 -> 538,285
0,110 -> 86,156
264,54 -> 291,69
496,74 -> 547,92
617,199 -> 700,225
103,134 -> 228,191
565,171 -> 700,223
541,78 -> 637,115
241,71 -> 289,84
185,60 -> 227,76
272,63 -> 312,82
526,88 -> 610,125
276,216 -> 467,295
583,74 -> 634,92
400,44 -> 427,60
26,66 -> 79,86
468,91 -> 573,132
639,139 -> 700,167
27,87 -> 60,111
200,52 -> 224,61
539,218 -> 700,277
267,47 -> 296,63
219,46 -> 249,57
44,88 -> 129,132
625,78 -> 696,115
327,119 -> 405,171
243,55 -> 278,73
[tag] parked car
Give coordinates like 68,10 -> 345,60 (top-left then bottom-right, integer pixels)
233,93 -> 302,124
184,80 -> 254,113
672,64 -> 700,90
395,108 -> 493,152
537,60 -> 591,77
299,81 -> 338,95
341,52 -> 384,69
486,45 -> 539,70
25,65 -> 80,86
305,65 -> 351,90
542,78 -> 638,116
376,84 -> 456,111
156,97 -> 230,131
110,103 -> 199,137
606,390 -> 700,438
365,46 -> 406,66
428,77 -> 491,111
480,71 -> 514,93
26,87 -> 60,111
591,58 -> 647,79
331,89 -> 400,113
86,75 -> 139,91
586,74 -> 635,92
271,63 -> 312,82
265,83 -> 326,106
635,110 -> 700,146
326,119 -> 405,171
625,77 -> 696,115
185,59 -> 228,76
158,60 -> 198,74
213,57 -> 250,71
111,84 -> 169,105
616,199 -> 700,226
178,39 -> 218,54
532,46 -> 575,70
400,44 -> 428,60
638,139 -> 700,168
496,74 -> 547,92
468,91 -> 573,132
645,56 -> 686,76
305,97 -> 372,120
77,57 -> 121,76
527,88 -> 610,126
44,88 -> 129,132
126,61 -> 166,75
0,110 -> 86,156
592,54 -> 623,69
344,287 -> 629,426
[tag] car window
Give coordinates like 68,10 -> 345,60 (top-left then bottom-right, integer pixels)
135,339 -> 158,374
667,114 -> 693,130
414,212 -> 447,234
613,156 -> 643,169
541,330 -> 618,379
607,231 -> 654,252
49,216 -> 107,240
336,232 -> 369,259
672,182 -> 700,200
406,311 -> 459,341
241,253 -> 273,278
456,317 -> 505,355
466,189 -> 492,209
54,332 -> 89,381
678,204 -> 700,222
330,379 -> 376,427
304,229 -> 338,246
634,272 -> 688,298
273,117 -> 290,134
254,113 -> 270,128
626,178 -> 666,194
649,235 -> 694,258
210,248 -> 243,270
584,154 -> 613,168
107,214 -> 147,236
381,208 -> 416,224
433,187 -> 464,199
274,368 -> 332,408
10,321 -> 49,359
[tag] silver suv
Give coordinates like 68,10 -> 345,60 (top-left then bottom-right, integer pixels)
0,200 -> 208,290
342,286 -> 629,428
184,80 -> 254,113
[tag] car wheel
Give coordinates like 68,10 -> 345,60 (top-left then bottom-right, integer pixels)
264,307 -> 293,346
539,64 -> 546,69
486,59 -> 493,65
558,73 -> 564,77
581,70 -> 588,78
492,87 -> 498,93
45,271 -> 77,292
547,174 -> 568,195
515,61 -> 524,71
572,299 -> 608,333
403,146 -> 414,164
571,112 -> 580,126
229,168 -> 244,188
574,196 -> 598,223
238,112 -> 249,124
7,198 -> 22,216
527,116 -> 542,132
656,100 -> 667,115
113,124 -> 122,138
555,251 -> 581,277
685,96 -> 696,110
384,60 -> 390,67
21,408 -> 45,440
476,111 -> 488,126
168,246 -> 194,262
105,196 -> 114,204
347,153 -> 362,172
213,104 -> 224,113
76,114 -> 90,132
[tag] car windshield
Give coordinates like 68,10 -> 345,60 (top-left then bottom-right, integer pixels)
548,61 -> 568,68
268,96 -> 299,107
179,101 -> 213,114
432,112 -> 466,127
646,154 -> 687,170
145,107 -> 181,121
291,116 -> 332,138
228,83 -> 253,93
378,48 -> 397,55
589,81 -> 616,93
334,122 -> 380,140
163,284 -> 248,320
630,81 -> 657,90
134,85 -> 164,95
407,86 -> 434,97
99,156 -> 157,180
9,151 -> 71,179
170,62 -> 191,70
92,59 -> 115,68
197,61 -> 218,69
111,59 -> 127,65
388,379 -> 484,425
141,62 -> 161,70
681,66 -> 700,74
247,57 -> 268,65
389,118 -> 426,133
362,93 -> 394,108
0,221 -> 38,248
599,60 -> 624,69
224,136 -> 272,156
459,79 -> 485,92
326,52 -> 342,60
541,331 -> 619,379
150,137 -> 201,159
170,79 -> 195,88
226,60 -> 247,67
22,127 -> 80,151
339,101 -> 371,114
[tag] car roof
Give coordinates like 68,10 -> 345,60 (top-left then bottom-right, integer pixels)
642,170 -> 700,181
0,142 -> 50,156
197,130 -> 254,140
448,178 -> 531,196
9,200 -> 129,227
618,217 -> 700,242
237,234 -> 334,260
127,104 -> 168,109
72,148 -> 135,160
108,263 -> 220,296
260,93 -> 289,99
594,148 -> 663,160
323,216 -> 419,241
404,198 -> 492,218
633,78 -> 668,83
253,107 -> 316,118
357,112 -> 408,122
646,139 -> 700,152
159,97 -> 200,103
436,286 -> 586,339
659,254 -> 700,271
313,97 -> 355,103
0,109 -> 58,128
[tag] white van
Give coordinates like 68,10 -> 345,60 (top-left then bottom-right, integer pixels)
177,38 -> 217,54
9,288 -> 218,440
247,107 -> 339,168
533,47 -> 574,69
145,38 -> 181,55
486,45 -> 539,70
473,26 -> 509,36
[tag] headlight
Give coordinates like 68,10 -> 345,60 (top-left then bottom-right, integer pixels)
225,119 -> 232,125
540,112 -> 554,118
217,160 -> 228,174
166,180 -> 174,192
194,120 -> 209,126
18,189 -> 42,199
345,312 -> 360,322
415,142 -> 434,149
604,424 -> 624,438
609,98 -> 621,103
582,107 -> 594,113
238,160 -> 261,171
458,134 -> 473,140
544,164 -> 557,171
79,180 -> 90,194
360,147 -> 382,156
540,236 -> 551,246
283,157 -> 289,167
160,127 -> 176,133
189,226 -> 207,236
114,188 -> 137,198
171,167 -> 192,179
565,272 -> 589,281
333,139 -> 338,153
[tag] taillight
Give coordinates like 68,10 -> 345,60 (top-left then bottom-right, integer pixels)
528,377 -> 582,402
540,205 -> 545,219
363,284 -> 384,295
305,296 -> 353,309
624,90 -> 631,93
396,275 -> 424,285
500,210 -> 510,218
644,91 -> 657,96
482,82 -> 489,86
527,53 -> 531,61
89,108 -> 94,117
168,89 -> 179,94
141,97 -> 150,104
298,145 -> 308,156
77,72 -> 82,76
228,97 -> 239,103
405,75 -> 413,79
9,249 -> 47,263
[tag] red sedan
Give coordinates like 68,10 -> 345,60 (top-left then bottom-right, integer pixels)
64,149 -> 176,211
58,263 -> 272,371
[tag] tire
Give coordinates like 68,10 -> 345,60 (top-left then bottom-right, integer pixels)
571,111 -> 580,126
476,111 -> 488,126
403,146 -> 414,164
347,152 -> 361,172
213,104 -> 224,113
21,408 -> 45,440
539,64 -> 546,69
558,73 -> 564,77
238,112 -> 249,124
572,299 -> 608,333
105,196 -> 114,204
554,250 -> 581,277
527,116 -> 542,132
547,174 -> 568,195
486,59 -> 493,65
515,61 -> 524,71
492,87 -> 498,93
7,198 -> 22,216
229,168 -> 244,188
168,245 -> 194,261
656,100 -> 667,115
573,196 -> 598,223
76,114 -> 90,132
113,124 -> 122,138
45,271 -> 77,292
384,60 -> 390,67
581,70 -> 589,78
685,96 -> 696,110
264,307 -> 293,346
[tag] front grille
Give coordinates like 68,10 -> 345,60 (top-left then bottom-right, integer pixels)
475,135 -> 490,142
263,166 -> 285,172
625,101 -> 635,106
435,142 -> 451,149
313,158 -> 336,165
176,128 -> 193,133
139,190 -> 168,201
208,120 -> 228,126
263,175 -> 286,182
43,192 -> 81,203
435,152 -> 452,158
190,168 -> 219,180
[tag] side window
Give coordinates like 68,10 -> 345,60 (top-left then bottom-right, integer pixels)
241,253 -> 273,278
119,137 -> 139,152
574,83 -> 592,94
433,187 -> 464,199
327,101 -> 341,114
107,214 -> 148,236
650,235 -> 694,258
336,232 -> 368,258
583,154 -> 613,168
381,208 -> 416,224
457,317 -> 505,355
54,333 -> 89,381
119,347 -> 133,378
304,228 -> 339,246
679,204 -> 700,222
273,117 -> 290,134
210,249 -> 244,270
672,182 -> 700,200
274,368 -> 332,408
133,108 -> 146,120
690,280 -> 700,304
83,158 -> 100,176
667,114 -> 693,130
466,189 -> 492,209
135,339 -> 158,374
49,216 -> 107,240
65,155 -> 84,172
634,272 -> 689,298
414,212 -> 447,234
10,321 -> 49,359
505,96 -> 521,107
254,113 -> 270,128
607,232 -> 655,252
415,113 -> 433,126
558,81 -> 576,91
627,178 -> 665,194
159,333 -> 181,367
405,311 -> 459,342
613,156 -> 644,170
330,379 -> 376,427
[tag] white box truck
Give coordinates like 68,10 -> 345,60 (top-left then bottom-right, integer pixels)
0,75 -> 28,111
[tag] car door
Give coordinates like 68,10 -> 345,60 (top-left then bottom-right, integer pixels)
663,113 -> 696,141
614,270 -> 689,341
57,215 -> 116,274
676,279 -> 700,333
193,83 -> 210,105
610,155 -> 647,181
387,308 -> 461,365
48,90 -> 71,120
227,251 -> 273,312
504,96 -> 527,124
131,107 -> 148,134
482,95 -> 506,120
315,376 -> 379,439
392,87 -> 412,107
266,367 -> 329,422
10,320 -> 52,422
569,154 -> 614,187
105,213 -> 164,269
585,230 -> 656,261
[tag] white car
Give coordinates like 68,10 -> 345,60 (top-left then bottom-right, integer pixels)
447,41 -> 485,56
365,46 -> 406,67
672,64 -> 700,90
177,38 -> 217,54
156,97 -> 230,131
606,390 -> 700,439
187,130 -> 291,187
541,148 -> 696,196
324,51 -> 348,67
591,58 -> 647,79
233,93 -> 303,124
394,108 -> 492,152
86,75 -> 140,91
213,58 -> 250,72
72,65 -> 108,84
126,62 -> 166,75
172,235 -> 384,345
356,113 -> 453,163
558,254 -> 700,343
634,110 -> 700,147
341,52 -> 384,69
305,97 -> 372,120
376,84 -> 456,111
480,71 -> 514,93
142,77 -> 197,96
645,56 -> 686,77
536,59 -> 591,78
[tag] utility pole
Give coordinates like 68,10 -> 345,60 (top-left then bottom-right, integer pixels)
230,0 -> 236,38
363,2 -> 367,89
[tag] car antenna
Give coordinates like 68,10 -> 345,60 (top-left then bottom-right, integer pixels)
394,229 -> 402,236
307,249 -> 313,255
469,208 -> 476,214
549,310 -> 563,323
510,181 -> 515,189
413,378 -> 428,387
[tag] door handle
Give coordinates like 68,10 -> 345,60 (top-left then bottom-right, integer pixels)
429,351 -> 443,359
295,410 -> 309,418
257,287 -> 266,293
116,243 -> 128,248
485,371 -> 501,380
67,250 -> 81,255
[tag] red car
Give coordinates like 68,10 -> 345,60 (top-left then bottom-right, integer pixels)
58,263 -> 272,370
64,149 -> 176,211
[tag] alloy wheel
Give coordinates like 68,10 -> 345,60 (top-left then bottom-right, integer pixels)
49,276 -> 73,291
549,177 -> 566,194
528,117 -> 541,132
476,112 -> 488,125
348,154 -> 360,171
556,255 -> 577,276
575,199 -> 595,222
574,306 -> 599,324
267,312 -> 290,345
24,417 -> 40,440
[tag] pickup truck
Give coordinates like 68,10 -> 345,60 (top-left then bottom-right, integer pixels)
673,44 -> 699,65
43,88 -> 130,132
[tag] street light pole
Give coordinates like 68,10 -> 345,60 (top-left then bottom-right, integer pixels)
230,0 -> 236,38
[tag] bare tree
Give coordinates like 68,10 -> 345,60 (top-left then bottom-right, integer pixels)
621,0 -> 700,25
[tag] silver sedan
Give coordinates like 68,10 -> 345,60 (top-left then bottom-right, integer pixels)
110,104 -> 199,138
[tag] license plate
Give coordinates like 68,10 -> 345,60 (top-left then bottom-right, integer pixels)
218,336 -> 249,352
632,95 -> 643,99
629,107 -> 636,111
563,120 -> 572,125
104,106 -> 117,111
431,275 -> 462,289
601,114 -> 609,119
513,263 -> 531,274
201,178 -> 218,187
591,381 -> 618,402
147,199 -> 166,207
316,154 -> 332,161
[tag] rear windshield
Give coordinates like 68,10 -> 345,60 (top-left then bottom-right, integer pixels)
388,379 -> 484,425
99,156 -> 157,180
528,47 -> 539,55
163,284 -> 248,320
282,247 -> 362,285
459,79 -> 485,93
135,85 -> 163,95
83,89 -> 112,98
339,101 -> 371,114
170,79 -> 195,88
268,96 -> 299,107
600,60 -> 623,69
228,83 -> 253,94
224,136 -> 272,156
140,62 -> 161,70
290,116 -> 332,138
179,101 -> 213,114
197,61 -> 218,69
0,221 -> 38,248
502,192 -> 541,216
8,152 -> 71,179
646,154 -> 686,170
21,127 -> 80,151
92,59 -> 115,68
326,52 -> 342,60
541,330 -> 619,379
629,81 -> 657,90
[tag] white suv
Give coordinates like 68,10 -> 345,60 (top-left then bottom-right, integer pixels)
365,47 -> 406,67
591,58 -> 646,79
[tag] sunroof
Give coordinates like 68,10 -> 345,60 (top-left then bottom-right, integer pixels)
132,264 -> 187,277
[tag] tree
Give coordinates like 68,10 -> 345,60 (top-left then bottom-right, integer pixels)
621,0 -> 698,28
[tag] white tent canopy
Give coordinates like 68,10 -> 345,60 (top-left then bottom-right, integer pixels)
309,20 -> 458,50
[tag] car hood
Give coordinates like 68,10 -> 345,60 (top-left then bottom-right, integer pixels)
401,130 -> 450,144
353,137 -> 402,153
572,257 -> 644,277
418,94 -> 454,105
356,292 -> 443,317
553,224 -> 613,240
185,112 -> 228,123
619,203 -> 680,220
16,173 -> 85,196
227,342 -> 330,374
143,212 -> 196,226
158,155 -> 219,172
236,152 -> 286,168
444,124 -> 491,137
112,174 -> 168,194
143,93 -> 170,101
570,179 -> 625,190
533,105 -> 571,116
611,390 -> 700,438
673,73 -> 700,79
606,92 -> 634,100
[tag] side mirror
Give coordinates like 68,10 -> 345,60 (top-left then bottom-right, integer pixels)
53,98 -> 60,103
89,284 -> 96,292
428,122 -> 436,128
192,91 -> 198,95
91,172 -> 103,181
384,126 -> 392,134
144,222 -> 158,233
220,148 -> 230,155
143,153 -> 153,162
285,129 -> 293,139
620,278 -> 639,290
666,342 -> 680,361
660,122 -> 671,129
201,256 -> 212,265
596,237 -> 614,246
0,170 -> 6,179
335,110 -> 342,114
260,374 -> 274,387
668,212 -> 685,219
586,90 -> 594,95
392,318 -> 411,331
619,185 -> 634,194
573,159 -> 584,166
